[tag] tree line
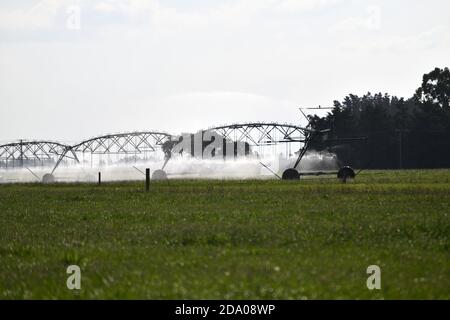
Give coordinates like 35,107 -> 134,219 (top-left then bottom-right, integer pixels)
308,67 -> 450,169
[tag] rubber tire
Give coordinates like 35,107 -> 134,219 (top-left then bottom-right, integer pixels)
152,169 -> 168,181
42,173 -> 55,184
337,166 -> 355,182
282,168 -> 300,180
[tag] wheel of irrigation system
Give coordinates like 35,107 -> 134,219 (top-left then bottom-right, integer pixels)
152,169 -> 168,181
42,173 -> 55,184
337,166 -> 355,182
282,168 -> 300,180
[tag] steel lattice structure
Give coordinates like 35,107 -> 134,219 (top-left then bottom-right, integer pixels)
0,124 -> 312,170
207,123 -> 311,145
0,123 -> 360,182
0,132 -> 173,169
67,131 -> 174,171
71,131 -> 173,154
0,141 -> 74,168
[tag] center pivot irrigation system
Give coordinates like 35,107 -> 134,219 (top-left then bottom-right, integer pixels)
0,108 -> 364,183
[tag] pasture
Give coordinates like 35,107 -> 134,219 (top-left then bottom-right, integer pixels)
0,170 -> 448,299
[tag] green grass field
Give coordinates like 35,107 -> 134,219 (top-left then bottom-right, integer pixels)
0,170 -> 449,299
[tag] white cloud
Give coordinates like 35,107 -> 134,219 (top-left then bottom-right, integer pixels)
92,0 -> 159,16
146,91 -> 302,134
0,0 -> 61,30
331,5 -> 381,32
275,0 -> 343,12
0,0 -> 345,32
127,0 -> 343,29
0,0 -> 449,141
337,25 -> 450,53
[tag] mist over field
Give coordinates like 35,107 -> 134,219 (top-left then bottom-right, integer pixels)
0,151 -> 339,183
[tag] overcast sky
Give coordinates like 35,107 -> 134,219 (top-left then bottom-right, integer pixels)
0,0 -> 449,143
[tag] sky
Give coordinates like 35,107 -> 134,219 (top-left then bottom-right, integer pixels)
0,0 -> 449,143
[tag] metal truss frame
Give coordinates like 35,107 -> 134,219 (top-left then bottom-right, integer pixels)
207,123 -> 312,146
0,124 -> 315,171
71,132 -> 173,154
0,141 -> 74,168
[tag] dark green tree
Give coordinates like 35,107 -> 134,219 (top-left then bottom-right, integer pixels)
414,67 -> 450,111
308,67 -> 450,169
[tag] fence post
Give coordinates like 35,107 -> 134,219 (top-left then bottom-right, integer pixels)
145,168 -> 150,192
98,172 -> 101,185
